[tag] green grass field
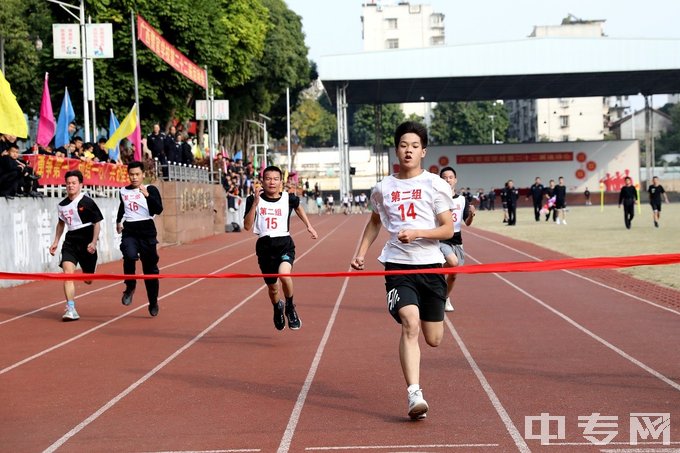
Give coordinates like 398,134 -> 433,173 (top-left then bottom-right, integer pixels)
470,201 -> 680,290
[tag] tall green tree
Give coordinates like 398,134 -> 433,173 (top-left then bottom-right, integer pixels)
291,97 -> 336,147
430,101 -> 508,145
655,102 -> 680,161
350,104 -> 405,148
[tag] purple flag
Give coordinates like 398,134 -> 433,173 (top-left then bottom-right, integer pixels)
36,73 -> 56,147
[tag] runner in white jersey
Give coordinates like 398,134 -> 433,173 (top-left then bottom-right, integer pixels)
49,170 -> 104,321
351,121 -> 454,420
438,167 -> 475,312
244,166 -> 318,331
116,161 -> 164,317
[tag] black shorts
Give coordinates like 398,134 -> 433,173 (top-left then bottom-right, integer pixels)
256,235 -> 296,284
650,201 -> 662,212
555,200 -> 566,209
384,262 -> 446,324
60,238 -> 97,273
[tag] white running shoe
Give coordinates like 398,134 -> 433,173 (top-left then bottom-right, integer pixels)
444,297 -> 454,312
562,219 -> 567,225
62,305 -> 80,321
407,388 -> 429,420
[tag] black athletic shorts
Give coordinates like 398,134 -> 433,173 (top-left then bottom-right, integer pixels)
384,262 -> 446,324
256,235 -> 296,284
60,238 -> 97,274
555,200 -> 566,209
650,201 -> 662,212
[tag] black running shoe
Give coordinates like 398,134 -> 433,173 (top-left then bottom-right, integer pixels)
273,300 -> 285,330
285,301 -> 301,330
122,288 -> 135,306
148,301 -> 159,317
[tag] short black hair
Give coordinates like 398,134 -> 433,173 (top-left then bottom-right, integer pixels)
262,165 -> 283,179
394,121 -> 428,149
127,161 -> 144,172
440,166 -> 456,177
65,170 -> 83,183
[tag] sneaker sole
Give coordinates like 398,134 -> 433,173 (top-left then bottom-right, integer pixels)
408,401 -> 429,420
62,316 -> 79,322
288,320 -> 302,330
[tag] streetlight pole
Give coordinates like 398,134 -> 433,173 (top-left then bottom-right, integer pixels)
488,114 -> 495,144
47,0 -> 91,142
246,114 -> 270,169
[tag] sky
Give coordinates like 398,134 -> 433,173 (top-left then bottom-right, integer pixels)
284,0 -> 680,108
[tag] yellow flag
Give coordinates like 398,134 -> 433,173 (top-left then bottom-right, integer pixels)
0,70 -> 28,138
105,103 -> 137,149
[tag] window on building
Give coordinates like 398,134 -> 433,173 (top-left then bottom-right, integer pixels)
430,36 -> 445,46
386,39 -> 399,49
386,18 -> 397,29
559,115 -> 569,128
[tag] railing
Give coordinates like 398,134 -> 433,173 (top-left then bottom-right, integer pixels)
154,159 -> 214,184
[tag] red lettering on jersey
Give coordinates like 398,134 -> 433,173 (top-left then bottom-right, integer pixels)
275,208 -> 282,216
412,189 -> 422,200
391,191 -> 401,202
259,207 -> 267,216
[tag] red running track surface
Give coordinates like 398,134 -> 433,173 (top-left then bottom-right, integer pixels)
1,214 -> 679,453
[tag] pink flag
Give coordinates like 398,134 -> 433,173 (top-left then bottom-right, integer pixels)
36,73 -> 56,147
128,122 -> 142,161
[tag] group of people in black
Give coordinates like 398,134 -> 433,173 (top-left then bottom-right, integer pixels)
497,176 -> 568,226
618,175 -> 670,229
146,124 -> 195,178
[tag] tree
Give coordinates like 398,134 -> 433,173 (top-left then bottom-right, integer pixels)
350,104 -> 405,148
430,101 -> 509,145
655,102 -> 680,160
291,97 -> 336,147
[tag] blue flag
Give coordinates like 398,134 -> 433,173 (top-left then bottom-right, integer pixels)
108,109 -> 120,161
54,87 -> 75,148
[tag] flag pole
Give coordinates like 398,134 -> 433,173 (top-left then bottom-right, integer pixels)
131,10 -> 140,153
204,65 -> 212,182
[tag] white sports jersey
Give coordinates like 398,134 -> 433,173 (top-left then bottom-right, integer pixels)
120,187 -> 154,222
253,192 -> 291,238
57,194 -> 91,231
451,194 -> 466,233
372,171 -> 454,264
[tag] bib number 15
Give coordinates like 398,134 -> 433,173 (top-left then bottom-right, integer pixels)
397,203 -> 416,220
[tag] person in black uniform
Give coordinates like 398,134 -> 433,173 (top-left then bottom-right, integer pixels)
647,176 -> 669,228
243,165 -> 318,331
528,177 -> 545,222
505,179 -> 519,226
49,170 -> 104,321
146,123 -> 168,179
618,176 -> 637,229
499,183 -> 508,223
116,161 -> 164,316
554,176 -> 567,225
544,179 -> 556,222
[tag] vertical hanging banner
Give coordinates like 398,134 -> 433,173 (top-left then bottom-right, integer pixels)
136,15 -> 207,89
52,24 -> 81,59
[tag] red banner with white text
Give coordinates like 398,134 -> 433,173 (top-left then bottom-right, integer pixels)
26,155 -> 129,187
137,15 -> 207,89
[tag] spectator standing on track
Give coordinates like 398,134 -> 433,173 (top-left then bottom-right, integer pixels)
505,180 -> 519,226
528,177 -> 545,222
544,179 -> 557,222
647,176 -> 669,228
554,176 -> 567,225
350,121 -> 454,421
584,187 -> 592,206
439,166 -> 475,312
618,176 -> 637,230
49,170 -> 103,321
117,161 -> 164,317
243,165 -> 318,331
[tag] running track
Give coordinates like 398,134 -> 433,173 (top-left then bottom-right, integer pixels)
1,214 -> 679,453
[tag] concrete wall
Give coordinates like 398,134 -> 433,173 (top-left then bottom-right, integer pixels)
0,181 -> 227,288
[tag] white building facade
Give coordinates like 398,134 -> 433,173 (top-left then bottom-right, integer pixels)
361,1 -> 445,121
506,16 -> 618,142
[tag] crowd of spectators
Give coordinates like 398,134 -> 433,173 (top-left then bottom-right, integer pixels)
219,155 -> 257,212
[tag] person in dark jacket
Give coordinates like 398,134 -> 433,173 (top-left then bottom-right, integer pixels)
528,176 -> 545,222
505,179 -> 519,226
116,161 -> 164,316
618,176 -> 637,229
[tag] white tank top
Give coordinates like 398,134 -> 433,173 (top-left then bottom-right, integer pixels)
57,194 -> 91,231
253,192 -> 291,238
451,194 -> 466,233
119,187 -> 154,222
372,171 -> 454,264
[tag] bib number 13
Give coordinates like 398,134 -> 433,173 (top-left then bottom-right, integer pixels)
398,203 -> 416,220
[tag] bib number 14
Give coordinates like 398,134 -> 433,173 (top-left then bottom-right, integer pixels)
398,203 -> 416,220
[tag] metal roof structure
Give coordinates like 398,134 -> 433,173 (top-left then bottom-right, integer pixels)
318,38 -> 680,104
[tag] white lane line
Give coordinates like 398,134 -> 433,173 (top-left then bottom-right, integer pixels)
466,230 -> 680,317
0,236 -> 254,326
43,218 -> 351,453
304,443 -> 500,450
465,252 -> 680,393
142,448 -> 261,452
445,317 -> 531,453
